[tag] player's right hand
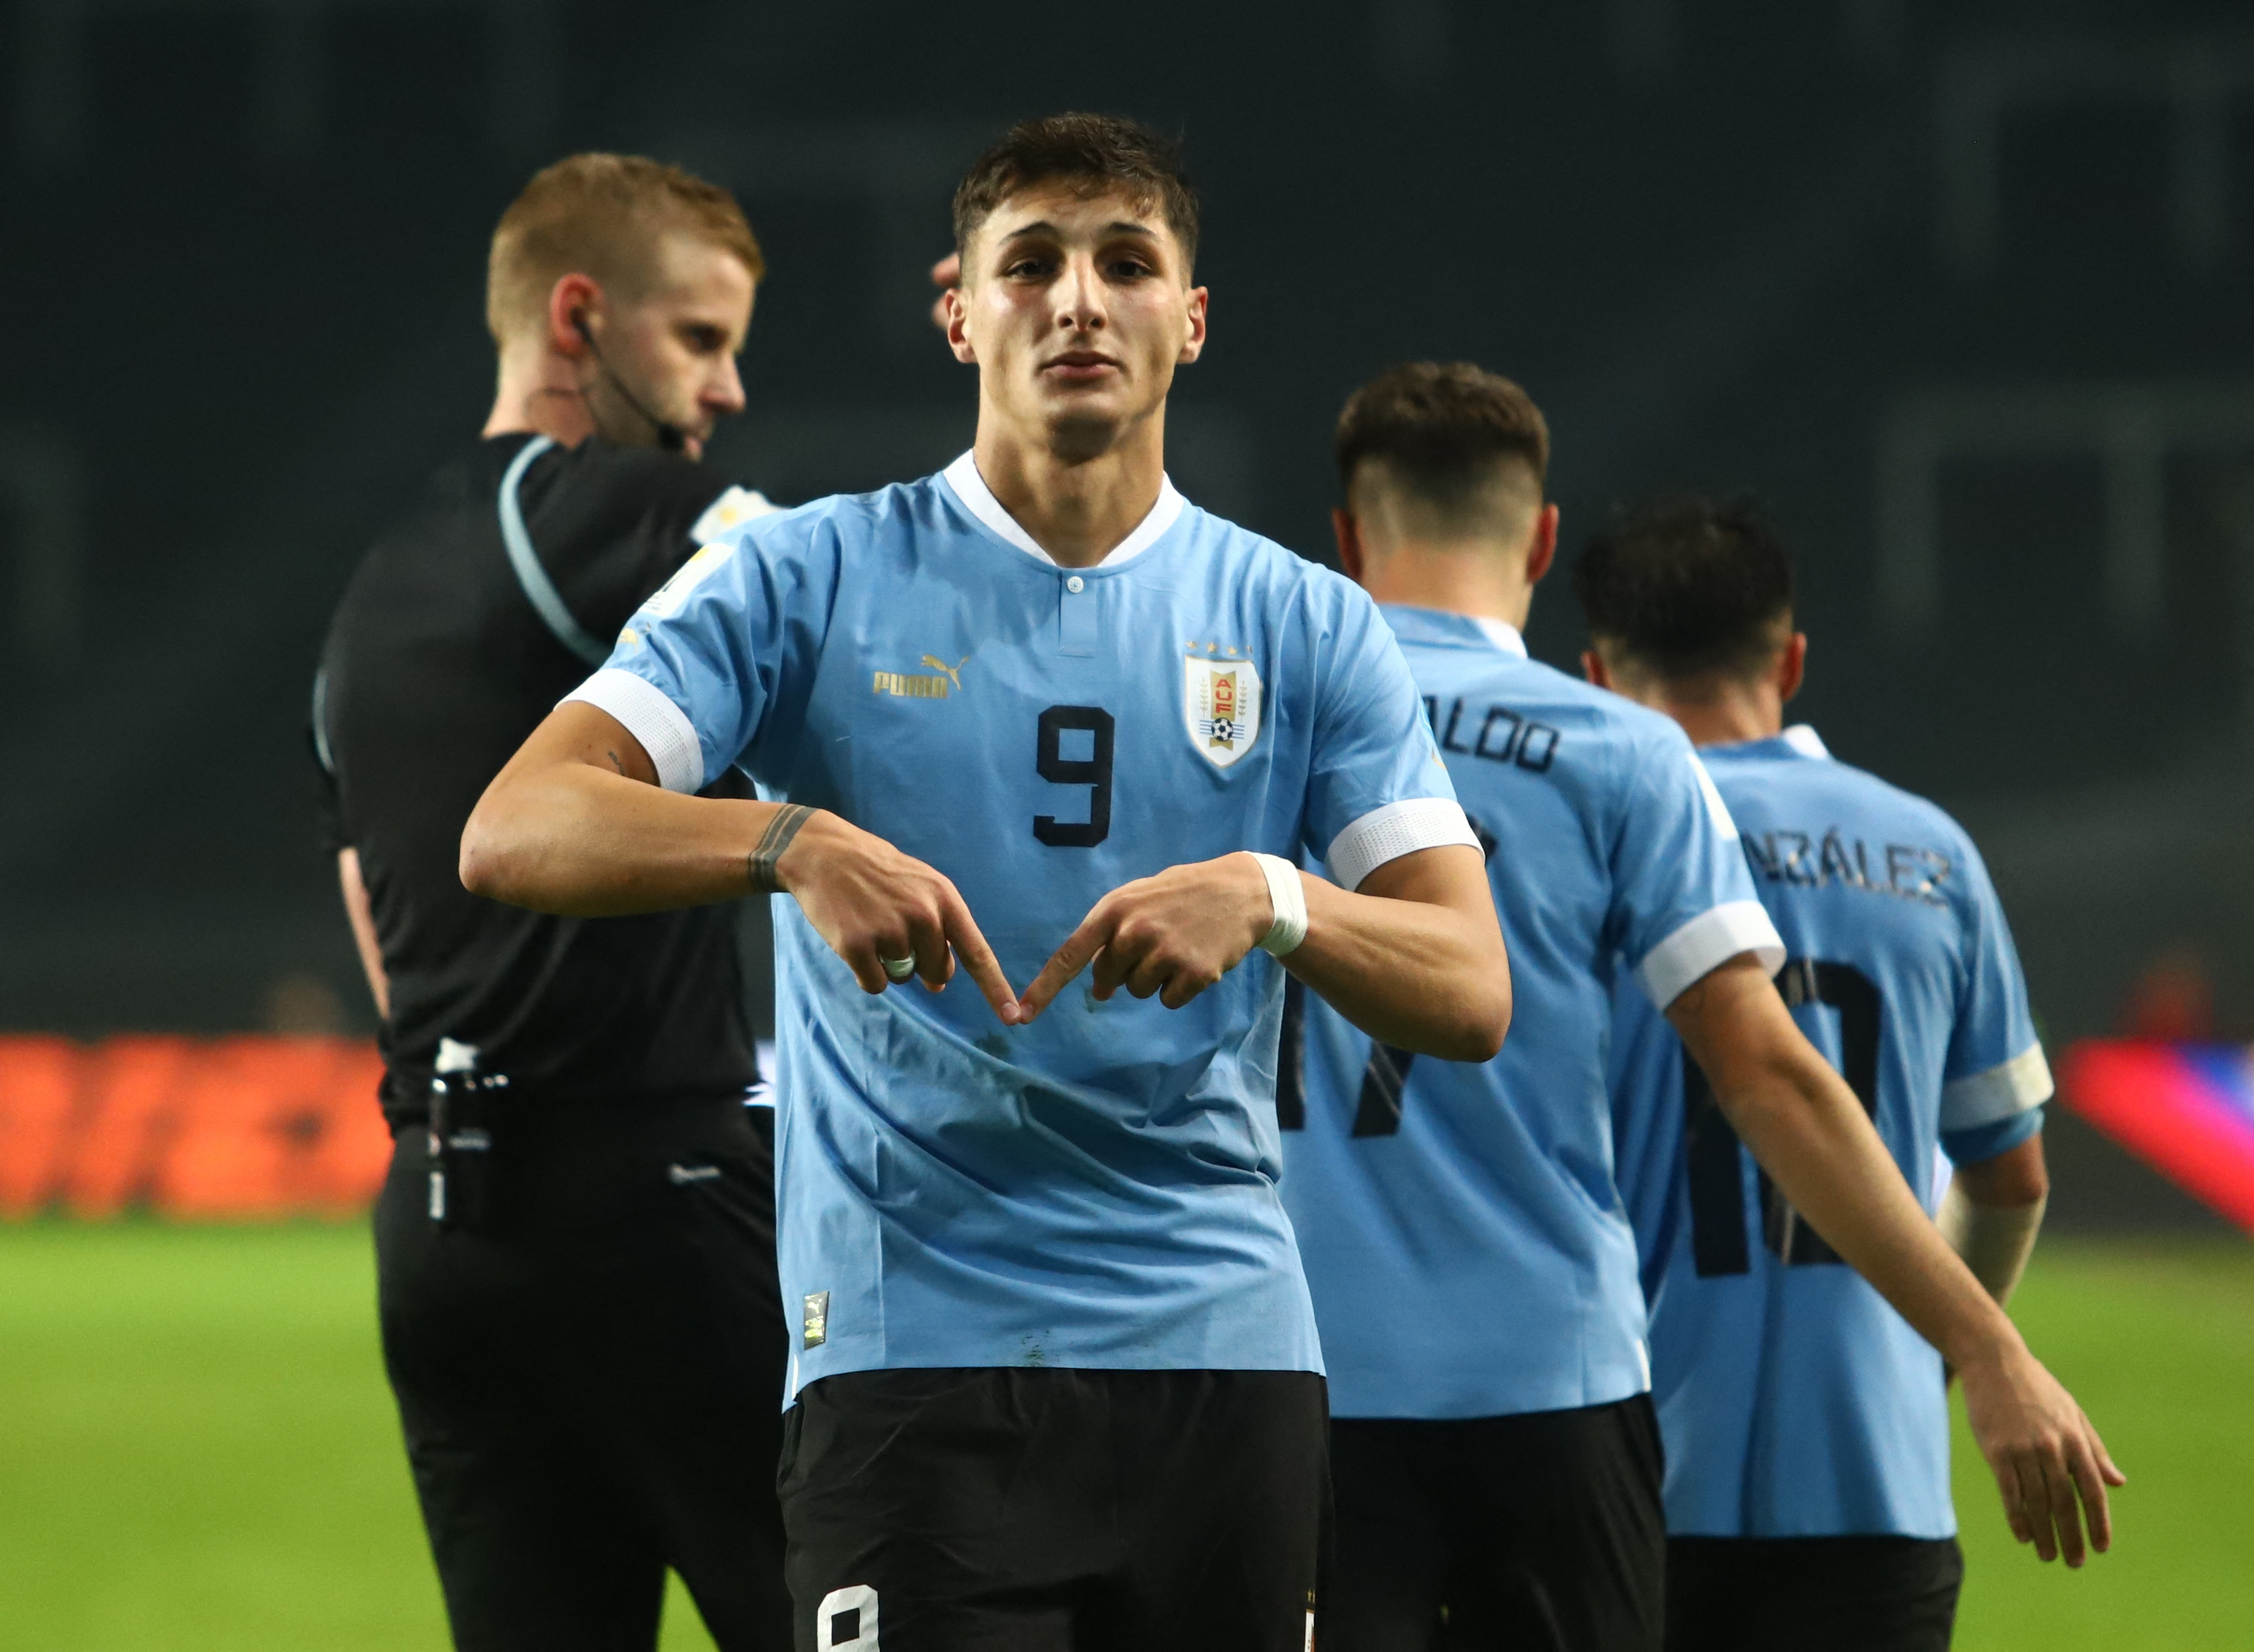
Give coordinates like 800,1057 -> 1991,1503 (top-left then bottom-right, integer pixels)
775,810 -> 1020,1022
1956,1336 -> 2124,1567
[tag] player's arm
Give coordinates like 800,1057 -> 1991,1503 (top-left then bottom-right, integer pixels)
1670,957 -> 2122,1566
336,849 -> 390,1021
1016,843 -> 1509,1062
1941,1134 -> 2049,1308
460,702 -> 1020,1018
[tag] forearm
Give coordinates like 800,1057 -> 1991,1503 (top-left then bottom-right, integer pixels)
464,764 -> 776,916
1287,849 -> 1509,1062
461,703 -> 781,917
1941,1139 -> 2049,1307
1729,1054 -> 2018,1367
1675,961 -> 2020,1374
336,848 -> 390,1020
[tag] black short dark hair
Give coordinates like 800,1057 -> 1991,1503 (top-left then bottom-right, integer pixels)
1334,363 -> 1550,519
953,113 -> 1199,271
1572,494 -> 1794,680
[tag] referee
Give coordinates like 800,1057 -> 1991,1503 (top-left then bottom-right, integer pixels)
310,154 -> 789,1651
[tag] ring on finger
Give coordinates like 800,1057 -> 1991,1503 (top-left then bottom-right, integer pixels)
881,955 -> 918,982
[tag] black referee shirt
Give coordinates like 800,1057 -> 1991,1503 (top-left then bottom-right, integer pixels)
313,434 -> 762,1124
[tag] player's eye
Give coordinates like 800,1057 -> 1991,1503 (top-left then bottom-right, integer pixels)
682,325 -> 726,354
1107,258 -> 1153,281
1003,257 -> 1052,279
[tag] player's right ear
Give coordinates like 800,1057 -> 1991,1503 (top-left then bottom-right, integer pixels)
1581,650 -> 1612,690
943,282 -> 978,365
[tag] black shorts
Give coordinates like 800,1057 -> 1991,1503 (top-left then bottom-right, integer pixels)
1665,1535 -> 1963,1652
376,1095 -> 790,1652
779,1366 -> 1329,1652
1324,1396 -> 1665,1652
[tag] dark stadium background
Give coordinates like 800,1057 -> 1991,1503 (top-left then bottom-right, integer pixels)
5,0 -> 2252,1231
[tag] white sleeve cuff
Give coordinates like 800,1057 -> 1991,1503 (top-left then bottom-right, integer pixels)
1636,900 -> 1786,1009
1323,797 -> 1480,892
562,668 -> 706,795
1941,1043 -> 2054,1130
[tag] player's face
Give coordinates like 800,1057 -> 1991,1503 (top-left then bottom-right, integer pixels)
600,234 -> 755,460
949,185 -> 1207,458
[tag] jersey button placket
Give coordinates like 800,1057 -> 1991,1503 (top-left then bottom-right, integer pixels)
1059,572 -> 1097,657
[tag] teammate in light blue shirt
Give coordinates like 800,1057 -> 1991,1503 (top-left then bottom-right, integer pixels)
1584,495 -> 2104,1652
460,116 -> 1509,1652
1283,367 -> 2120,1652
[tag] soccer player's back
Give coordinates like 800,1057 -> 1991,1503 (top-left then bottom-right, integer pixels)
1586,498 -> 2059,1652
1292,608 -> 1760,1413
1284,367 -> 1786,1651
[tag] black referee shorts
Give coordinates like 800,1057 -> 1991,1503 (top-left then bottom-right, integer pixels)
1665,1534 -> 1963,1652
376,1095 -> 791,1652
779,1366 -> 1329,1652
1323,1395 -> 1665,1652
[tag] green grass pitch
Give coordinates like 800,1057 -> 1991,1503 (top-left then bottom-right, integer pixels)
1,1224 -> 2247,1650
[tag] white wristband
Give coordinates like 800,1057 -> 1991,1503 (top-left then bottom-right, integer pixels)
1249,853 -> 1308,958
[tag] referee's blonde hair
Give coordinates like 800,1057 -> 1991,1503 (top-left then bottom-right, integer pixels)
486,153 -> 764,346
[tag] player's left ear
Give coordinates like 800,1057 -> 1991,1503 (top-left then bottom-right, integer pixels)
1523,504 -> 1561,586
1776,631 -> 1808,704
1581,648 -> 1614,690
1177,285 -> 1209,364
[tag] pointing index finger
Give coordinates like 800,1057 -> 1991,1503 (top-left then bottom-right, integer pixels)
1018,907 -> 1114,1023
941,889 -> 1020,1025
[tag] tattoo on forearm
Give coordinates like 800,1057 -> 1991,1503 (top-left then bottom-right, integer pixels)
747,805 -> 815,894
604,749 -> 624,775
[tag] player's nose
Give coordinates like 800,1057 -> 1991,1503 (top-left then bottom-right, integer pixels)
1052,254 -> 1107,330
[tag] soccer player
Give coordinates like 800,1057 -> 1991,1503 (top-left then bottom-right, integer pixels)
313,154 -> 790,1650
1280,365 -> 2117,1652
1585,496 -> 2075,1652
459,115 -> 1511,1652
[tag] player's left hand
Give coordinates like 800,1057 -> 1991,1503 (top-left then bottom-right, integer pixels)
1017,853 -> 1275,1021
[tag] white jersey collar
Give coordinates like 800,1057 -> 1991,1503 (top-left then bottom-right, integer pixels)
1469,616 -> 1529,658
941,451 -> 1184,569
1781,724 -> 1830,758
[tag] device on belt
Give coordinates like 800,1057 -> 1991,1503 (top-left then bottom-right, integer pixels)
429,1037 -> 511,1231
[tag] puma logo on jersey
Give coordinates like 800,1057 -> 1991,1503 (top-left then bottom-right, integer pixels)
873,654 -> 970,699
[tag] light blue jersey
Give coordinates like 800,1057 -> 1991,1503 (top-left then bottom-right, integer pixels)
1279,608 -> 1783,1419
1608,727 -> 2050,1538
566,456 -> 1475,1396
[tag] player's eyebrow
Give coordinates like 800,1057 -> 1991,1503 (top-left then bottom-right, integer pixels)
996,221 -> 1163,246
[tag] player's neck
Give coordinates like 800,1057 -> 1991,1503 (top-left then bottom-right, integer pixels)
484,344 -> 596,449
971,410 -> 1168,569
1654,684 -> 1783,748
1356,542 -> 1533,633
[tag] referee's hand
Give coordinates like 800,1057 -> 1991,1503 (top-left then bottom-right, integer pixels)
1957,1336 -> 2125,1567
776,810 -> 1022,1023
